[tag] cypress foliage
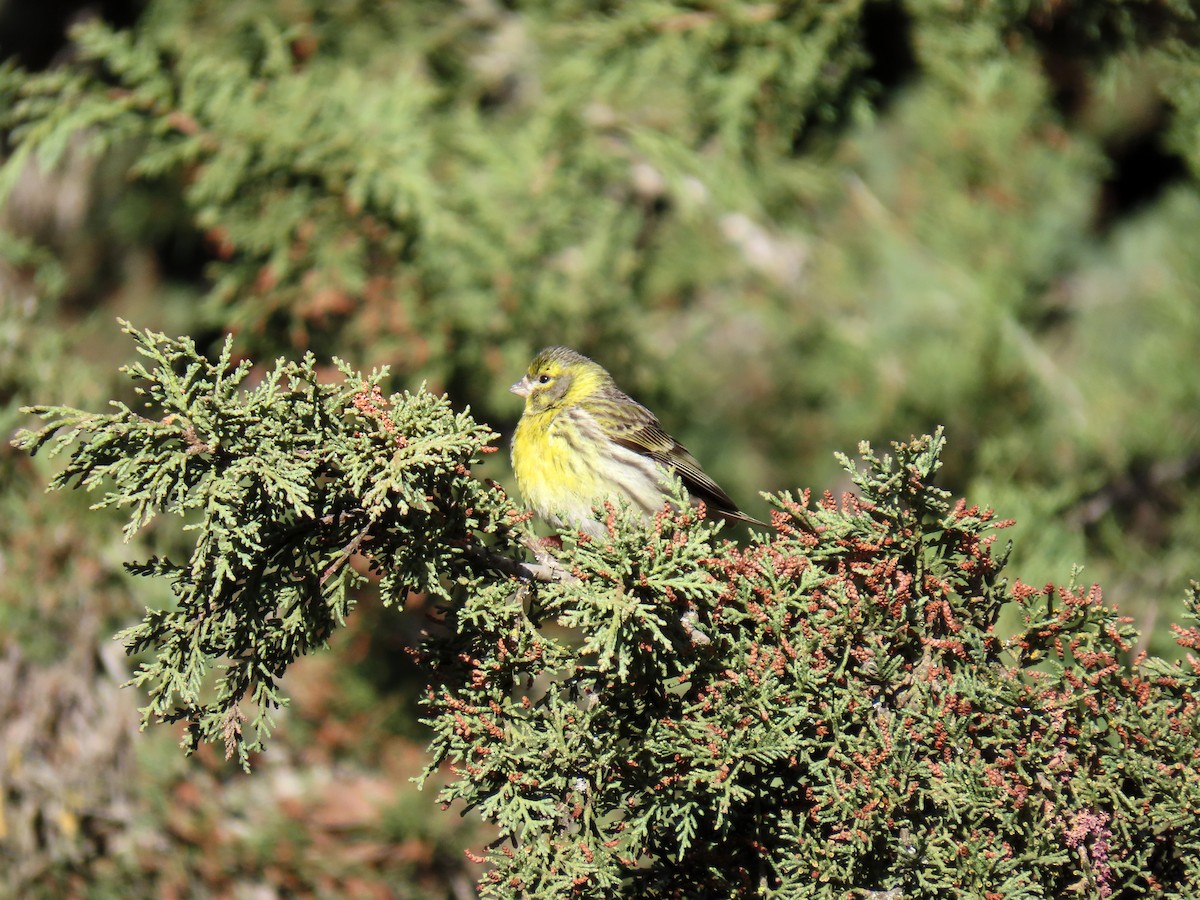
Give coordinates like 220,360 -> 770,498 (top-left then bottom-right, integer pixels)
5,1 -> 1200,895
17,323 -> 508,768
16,326 -> 1200,897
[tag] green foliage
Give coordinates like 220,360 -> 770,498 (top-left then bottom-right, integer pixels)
0,0 -> 887,381
17,322 -> 509,769
422,427 -> 1200,898
17,327 -> 1200,896
4,3 -> 1200,622
6,0 -> 1200,895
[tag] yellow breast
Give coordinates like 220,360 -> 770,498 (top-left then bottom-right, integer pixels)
511,406 -> 664,537
512,407 -> 606,528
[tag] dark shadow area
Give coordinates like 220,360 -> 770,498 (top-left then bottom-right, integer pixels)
0,0 -> 143,70
1094,115 -> 1190,232
791,0 -> 918,156
860,0 -> 919,112
1026,3 -> 1193,232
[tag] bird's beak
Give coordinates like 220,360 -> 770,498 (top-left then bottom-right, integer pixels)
510,376 -> 531,398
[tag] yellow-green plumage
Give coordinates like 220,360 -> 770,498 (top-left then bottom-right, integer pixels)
510,346 -> 761,538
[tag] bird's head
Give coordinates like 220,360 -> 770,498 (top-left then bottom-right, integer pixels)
510,346 -> 611,415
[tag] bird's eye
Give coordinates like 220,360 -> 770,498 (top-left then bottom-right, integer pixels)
538,374 -> 551,384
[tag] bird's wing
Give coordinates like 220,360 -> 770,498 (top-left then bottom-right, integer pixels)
600,394 -> 745,518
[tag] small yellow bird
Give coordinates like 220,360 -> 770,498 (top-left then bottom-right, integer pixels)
510,346 -> 762,538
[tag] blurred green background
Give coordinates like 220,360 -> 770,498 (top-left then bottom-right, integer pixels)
2,0 -> 1198,895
